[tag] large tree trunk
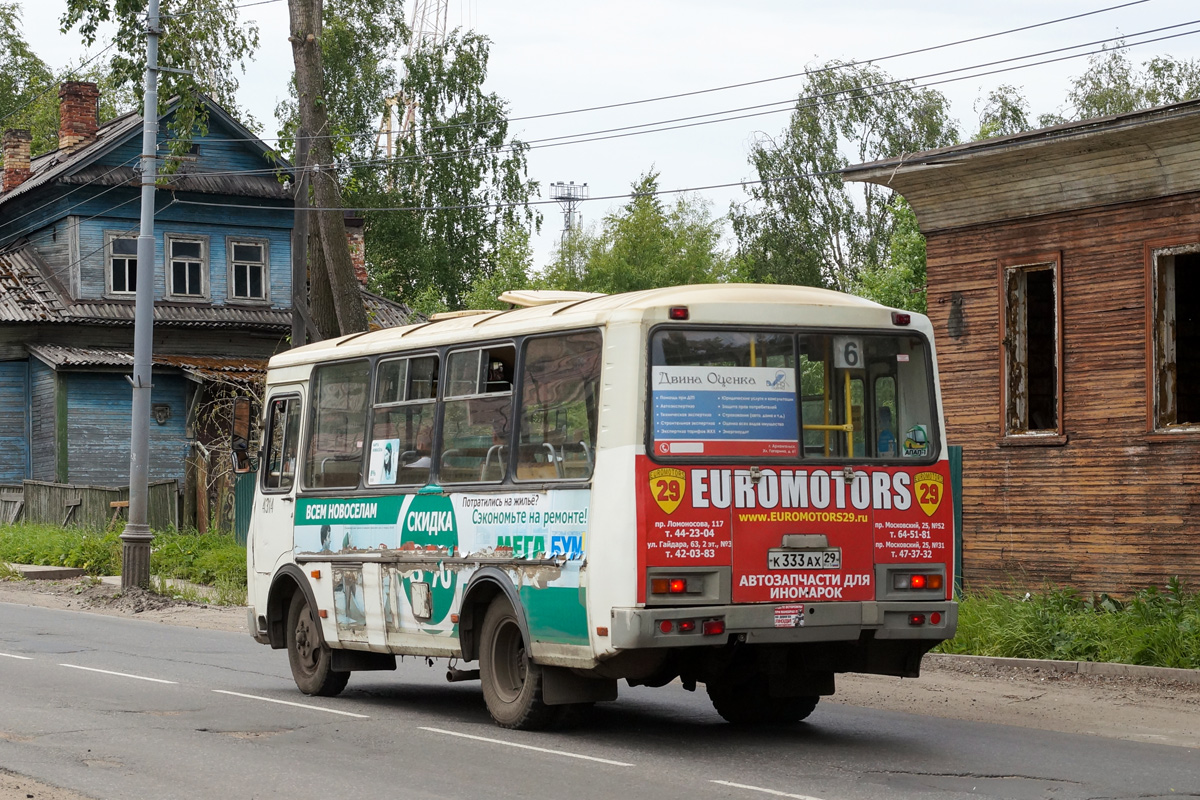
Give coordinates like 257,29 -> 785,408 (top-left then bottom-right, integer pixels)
288,0 -> 369,337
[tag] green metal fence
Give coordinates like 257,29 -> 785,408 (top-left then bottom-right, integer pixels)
234,472 -> 256,546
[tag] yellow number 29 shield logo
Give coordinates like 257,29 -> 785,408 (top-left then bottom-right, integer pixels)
649,468 -> 686,515
914,471 -> 944,517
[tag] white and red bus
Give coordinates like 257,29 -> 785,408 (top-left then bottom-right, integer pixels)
240,283 -> 956,729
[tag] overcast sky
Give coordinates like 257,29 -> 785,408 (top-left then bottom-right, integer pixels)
15,0 -> 1200,267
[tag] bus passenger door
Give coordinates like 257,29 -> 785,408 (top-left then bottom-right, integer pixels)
254,389 -> 304,577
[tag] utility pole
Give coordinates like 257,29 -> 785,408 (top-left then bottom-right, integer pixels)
122,0 -> 162,589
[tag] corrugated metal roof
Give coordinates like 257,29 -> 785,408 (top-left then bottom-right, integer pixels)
27,344 -> 267,385
0,95 -> 293,209
0,247 -> 72,322
363,289 -> 415,330
60,164 -> 291,200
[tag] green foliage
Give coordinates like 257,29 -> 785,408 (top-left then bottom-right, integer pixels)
0,523 -> 122,575
537,171 -> 729,294
362,31 -> 539,311
732,61 -> 958,293
60,0 -> 261,164
0,524 -> 245,603
973,84 -> 1031,140
1046,42 -> 1200,122
940,579 -> 1200,670
150,528 -> 246,587
275,0 -> 406,168
851,197 -> 927,313
0,3 -> 56,153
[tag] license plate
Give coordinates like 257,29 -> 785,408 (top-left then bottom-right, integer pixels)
767,548 -> 841,570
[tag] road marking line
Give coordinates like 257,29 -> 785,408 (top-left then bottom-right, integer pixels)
59,664 -> 177,684
0,653 -> 33,660
213,690 -> 370,718
710,781 -> 826,800
419,726 -> 634,766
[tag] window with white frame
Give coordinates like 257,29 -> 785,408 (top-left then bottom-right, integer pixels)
1002,257 -> 1061,435
167,235 -> 207,299
1151,245 -> 1200,429
229,239 -> 268,301
107,234 -> 137,295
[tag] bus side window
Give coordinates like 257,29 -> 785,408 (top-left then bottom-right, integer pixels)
368,354 -> 439,486
263,396 -> 301,491
440,345 -> 515,483
304,360 -> 371,489
517,331 -> 603,482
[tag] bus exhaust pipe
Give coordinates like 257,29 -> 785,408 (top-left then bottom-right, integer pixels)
446,667 -> 480,683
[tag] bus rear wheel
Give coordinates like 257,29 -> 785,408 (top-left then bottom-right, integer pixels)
479,597 -> 558,730
286,592 -> 349,697
707,677 -> 819,725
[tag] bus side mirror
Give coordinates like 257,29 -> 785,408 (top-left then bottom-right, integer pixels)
231,396 -> 255,474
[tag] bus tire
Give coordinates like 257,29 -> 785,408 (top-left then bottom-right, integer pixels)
286,592 -> 350,697
707,678 -> 819,725
479,597 -> 558,730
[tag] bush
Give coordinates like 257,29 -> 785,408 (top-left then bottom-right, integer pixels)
939,578 -> 1200,670
0,523 -> 122,575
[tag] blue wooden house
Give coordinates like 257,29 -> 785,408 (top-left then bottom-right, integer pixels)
0,82 -> 408,510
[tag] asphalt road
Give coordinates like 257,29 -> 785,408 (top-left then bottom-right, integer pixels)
1,602 -> 1196,800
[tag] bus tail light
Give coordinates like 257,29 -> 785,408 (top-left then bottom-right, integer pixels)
702,619 -> 725,636
650,577 -> 691,594
668,306 -> 689,320
909,613 -> 926,626
677,620 -> 696,633
892,311 -> 911,326
893,572 -> 943,591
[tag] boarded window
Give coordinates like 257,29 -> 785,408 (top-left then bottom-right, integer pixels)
1003,260 -> 1060,434
1152,248 -> 1200,428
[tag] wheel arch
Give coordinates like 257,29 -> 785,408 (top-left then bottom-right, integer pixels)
267,564 -> 322,650
459,568 -> 529,662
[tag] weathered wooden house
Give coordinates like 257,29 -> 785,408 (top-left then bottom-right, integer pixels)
843,99 -> 1200,594
0,83 -> 409,524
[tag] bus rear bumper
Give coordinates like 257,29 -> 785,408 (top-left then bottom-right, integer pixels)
609,600 -> 957,649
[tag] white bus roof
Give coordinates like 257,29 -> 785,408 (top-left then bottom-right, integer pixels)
270,283 -> 903,369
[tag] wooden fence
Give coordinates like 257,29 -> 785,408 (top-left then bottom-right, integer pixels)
14,480 -> 178,531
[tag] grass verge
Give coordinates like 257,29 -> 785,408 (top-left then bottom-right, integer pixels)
939,578 -> 1200,670
0,523 -> 246,605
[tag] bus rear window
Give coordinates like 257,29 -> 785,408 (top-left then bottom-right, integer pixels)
650,329 -> 937,461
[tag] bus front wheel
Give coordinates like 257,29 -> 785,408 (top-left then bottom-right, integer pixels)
479,597 -> 558,730
707,677 -> 819,724
286,592 -> 349,697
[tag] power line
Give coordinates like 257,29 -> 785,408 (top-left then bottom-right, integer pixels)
161,0 -> 1156,148
147,20 -> 1200,182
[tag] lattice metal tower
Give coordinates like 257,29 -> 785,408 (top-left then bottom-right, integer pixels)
377,0 -> 450,158
549,181 -> 588,245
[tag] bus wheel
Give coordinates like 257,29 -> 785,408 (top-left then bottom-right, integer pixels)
286,593 -> 349,697
707,678 -> 819,724
479,597 -> 558,730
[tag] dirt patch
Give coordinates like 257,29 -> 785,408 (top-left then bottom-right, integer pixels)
0,576 -> 245,633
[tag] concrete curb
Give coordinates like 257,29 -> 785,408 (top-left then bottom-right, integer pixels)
10,564 -> 86,580
925,653 -> 1200,685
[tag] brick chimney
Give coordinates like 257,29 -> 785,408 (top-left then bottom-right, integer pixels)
58,81 -> 100,152
344,214 -> 368,286
3,129 -> 32,192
